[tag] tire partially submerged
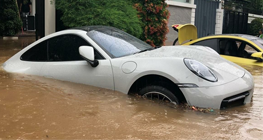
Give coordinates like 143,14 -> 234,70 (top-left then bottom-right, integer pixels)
139,85 -> 179,105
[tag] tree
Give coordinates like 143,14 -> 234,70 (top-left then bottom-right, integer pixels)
55,0 -> 142,38
249,18 -> 263,35
132,0 -> 170,47
0,0 -> 22,36
224,0 -> 263,14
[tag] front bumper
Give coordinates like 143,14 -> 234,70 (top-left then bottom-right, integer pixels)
180,73 -> 254,109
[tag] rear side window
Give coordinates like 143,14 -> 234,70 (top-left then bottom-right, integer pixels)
21,34 -> 104,62
21,41 -> 48,61
193,39 -> 219,52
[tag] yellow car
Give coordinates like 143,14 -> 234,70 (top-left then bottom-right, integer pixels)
172,24 -> 263,67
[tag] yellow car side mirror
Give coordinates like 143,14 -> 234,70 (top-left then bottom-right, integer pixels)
251,52 -> 263,59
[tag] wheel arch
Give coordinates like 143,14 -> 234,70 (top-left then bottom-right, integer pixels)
128,74 -> 187,103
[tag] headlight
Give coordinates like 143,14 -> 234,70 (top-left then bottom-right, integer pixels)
184,59 -> 218,82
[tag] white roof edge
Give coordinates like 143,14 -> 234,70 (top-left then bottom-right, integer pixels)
165,1 -> 196,9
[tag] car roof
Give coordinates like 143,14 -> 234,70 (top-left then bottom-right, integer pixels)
73,26 -> 121,33
207,34 -> 260,41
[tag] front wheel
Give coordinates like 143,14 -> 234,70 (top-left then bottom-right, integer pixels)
139,85 -> 179,105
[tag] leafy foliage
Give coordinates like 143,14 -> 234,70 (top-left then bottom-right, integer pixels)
55,0 -> 142,38
132,0 -> 170,47
224,0 -> 263,14
249,18 -> 263,35
0,0 -> 22,36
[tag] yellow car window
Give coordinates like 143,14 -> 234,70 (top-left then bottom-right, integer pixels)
244,44 -> 258,53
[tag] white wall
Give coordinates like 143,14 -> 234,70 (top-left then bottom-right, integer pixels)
215,9 -> 224,34
165,0 -> 196,25
45,0 -> 56,36
214,1 -> 224,34
31,0 -> 35,16
166,0 -> 196,9
248,14 -> 263,23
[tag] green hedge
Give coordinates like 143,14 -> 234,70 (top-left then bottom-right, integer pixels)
0,0 -> 22,36
249,18 -> 263,36
132,0 -> 170,47
55,0 -> 142,38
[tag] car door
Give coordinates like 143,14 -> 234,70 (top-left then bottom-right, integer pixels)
40,34 -> 115,90
220,40 -> 263,67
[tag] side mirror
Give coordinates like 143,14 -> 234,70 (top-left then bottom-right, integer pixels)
79,46 -> 99,67
251,52 -> 263,62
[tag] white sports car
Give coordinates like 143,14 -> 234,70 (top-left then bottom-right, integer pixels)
2,26 -> 254,109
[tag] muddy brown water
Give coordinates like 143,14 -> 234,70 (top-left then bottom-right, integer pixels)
0,38 -> 263,139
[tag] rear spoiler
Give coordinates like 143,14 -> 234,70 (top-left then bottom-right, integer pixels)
172,24 -> 198,45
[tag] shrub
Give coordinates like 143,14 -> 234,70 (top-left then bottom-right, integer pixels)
249,18 -> 263,36
132,0 -> 170,47
55,0 -> 142,38
0,0 -> 22,36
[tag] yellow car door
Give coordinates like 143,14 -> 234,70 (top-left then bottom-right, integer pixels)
221,55 -> 263,67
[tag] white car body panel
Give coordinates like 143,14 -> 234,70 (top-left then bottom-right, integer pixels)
180,73 -> 253,109
2,27 -> 254,109
40,60 -> 114,90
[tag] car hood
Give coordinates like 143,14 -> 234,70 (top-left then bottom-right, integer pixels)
125,45 -> 245,78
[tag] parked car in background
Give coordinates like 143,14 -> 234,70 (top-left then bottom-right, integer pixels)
3,26 -> 254,109
173,24 -> 263,67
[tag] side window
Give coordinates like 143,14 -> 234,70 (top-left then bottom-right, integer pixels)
48,35 -> 88,61
47,35 -> 103,61
219,39 -> 238,56
219,38 -> 259,59
238,43 -> 259,59
193,39 -> 219,52
21,34 -> 104,62
244,44 -> 258,53
21,41 -> 48,61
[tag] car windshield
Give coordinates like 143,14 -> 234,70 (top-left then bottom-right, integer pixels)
85,27 -> 153,58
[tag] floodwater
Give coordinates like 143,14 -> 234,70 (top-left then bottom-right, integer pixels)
0,38 -> 263,140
